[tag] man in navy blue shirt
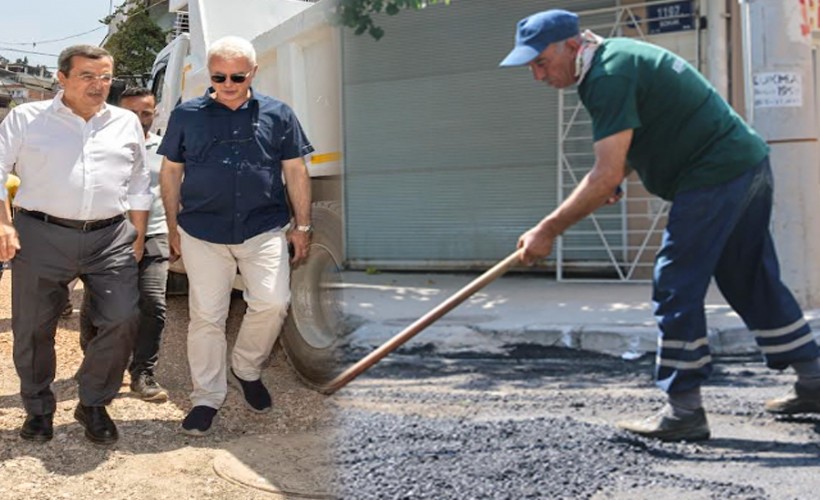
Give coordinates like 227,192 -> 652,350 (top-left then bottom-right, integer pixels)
158,36 -> 314,436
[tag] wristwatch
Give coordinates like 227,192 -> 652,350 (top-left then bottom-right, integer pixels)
294,224 -> 313,233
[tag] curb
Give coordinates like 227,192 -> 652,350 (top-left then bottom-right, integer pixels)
346,320 -> 820,359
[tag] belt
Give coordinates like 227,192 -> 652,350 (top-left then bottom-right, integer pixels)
17,208 -> 125,232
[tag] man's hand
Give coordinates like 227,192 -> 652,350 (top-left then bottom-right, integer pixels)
0,221 -> 20,261
282,157 -> 311,267
287,230 -> 310,267
517,224 -> 556,266
133,238 -> 145,262
127,209 -> 148,263
160,158 -> 184,264
168,227 -> 181,263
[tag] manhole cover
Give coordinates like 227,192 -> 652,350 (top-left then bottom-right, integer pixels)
213,430 -> 336,498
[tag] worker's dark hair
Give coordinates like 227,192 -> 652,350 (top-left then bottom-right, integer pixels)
119,87 -> 154,101
57,45 -> 112,76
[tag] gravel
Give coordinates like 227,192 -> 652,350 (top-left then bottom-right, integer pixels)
335,410 -> 766,499
332,353 -> 818,499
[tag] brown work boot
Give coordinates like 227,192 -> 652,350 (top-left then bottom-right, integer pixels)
616,404 -> 710,442
130,372 -> 168,402
764,383 -> 820,415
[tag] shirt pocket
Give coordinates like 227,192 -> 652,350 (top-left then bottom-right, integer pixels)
183,124 -> 217,163
253,120 -> 285,163
17,144 -> 49,168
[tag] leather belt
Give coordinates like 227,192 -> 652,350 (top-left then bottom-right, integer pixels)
17,208 -> 125,232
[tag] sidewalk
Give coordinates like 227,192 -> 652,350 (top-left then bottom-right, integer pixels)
340,271 -> 820,358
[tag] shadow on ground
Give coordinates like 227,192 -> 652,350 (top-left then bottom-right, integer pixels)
0,292 -> 334,497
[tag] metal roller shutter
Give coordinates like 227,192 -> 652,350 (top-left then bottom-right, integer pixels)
342,0 -> 617,269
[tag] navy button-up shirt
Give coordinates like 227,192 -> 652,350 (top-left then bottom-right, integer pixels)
158,89 -> 314,244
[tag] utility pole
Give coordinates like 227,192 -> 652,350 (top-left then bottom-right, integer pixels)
706,0 -> 729,99
743,0 -> 820,308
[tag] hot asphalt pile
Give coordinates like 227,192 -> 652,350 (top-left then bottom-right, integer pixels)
334,409 -> 766,499
330,347 -> 820,499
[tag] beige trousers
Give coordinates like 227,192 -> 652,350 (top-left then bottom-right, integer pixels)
179,227 -> 290,409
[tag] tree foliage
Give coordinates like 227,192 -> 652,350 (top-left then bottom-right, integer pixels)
101,1 -> 167,82
336,0 -> 450,40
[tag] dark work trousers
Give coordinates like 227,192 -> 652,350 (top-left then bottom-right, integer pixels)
80,233 -> 169,377
653,156 -> 820,394
12,212 -> 140,415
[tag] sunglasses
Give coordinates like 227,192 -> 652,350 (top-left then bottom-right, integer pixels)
210,72 -> 250,84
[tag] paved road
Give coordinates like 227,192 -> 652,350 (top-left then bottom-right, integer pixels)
332,347 -> 820,499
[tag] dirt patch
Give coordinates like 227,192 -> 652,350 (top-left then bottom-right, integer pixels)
0,274 -> 335,499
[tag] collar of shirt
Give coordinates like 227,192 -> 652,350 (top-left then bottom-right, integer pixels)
50,90 -> 112,121
198,87 -> 260,110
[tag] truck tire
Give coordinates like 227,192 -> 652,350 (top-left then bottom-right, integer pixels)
280,202 -> 344,393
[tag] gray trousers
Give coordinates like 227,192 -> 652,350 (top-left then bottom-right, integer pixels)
12,212 -> 140,415
80,233 -> 169,377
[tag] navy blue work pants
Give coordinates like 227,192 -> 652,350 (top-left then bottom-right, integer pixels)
653,156 -> 819,393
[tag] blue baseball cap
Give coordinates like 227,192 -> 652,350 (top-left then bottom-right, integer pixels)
500,10 -> 580,67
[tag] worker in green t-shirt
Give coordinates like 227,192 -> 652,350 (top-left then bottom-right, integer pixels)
500,9 -> 820,442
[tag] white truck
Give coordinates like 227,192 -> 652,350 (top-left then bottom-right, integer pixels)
149,0 -> 344,392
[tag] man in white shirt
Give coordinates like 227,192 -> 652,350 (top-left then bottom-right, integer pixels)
80,87 -> 169,402
0,45 -> 151,445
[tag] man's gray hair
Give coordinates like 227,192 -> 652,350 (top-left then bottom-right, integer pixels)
207,36 -> 257,66
58,45 -> 113,75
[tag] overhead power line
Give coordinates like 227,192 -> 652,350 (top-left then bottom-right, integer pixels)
0,0 -> 167,64
0,26 -> 106,47
0,47 -> 60,57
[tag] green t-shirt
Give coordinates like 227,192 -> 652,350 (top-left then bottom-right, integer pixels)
577,38 -> 768,201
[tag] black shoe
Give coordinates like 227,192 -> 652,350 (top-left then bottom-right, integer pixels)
130,372 -> 168,402
181,406 -> 218,436
229,368 -> 272,413
616,405 -> 711,442
20,413 -> 54,442
74,404 -> 118,445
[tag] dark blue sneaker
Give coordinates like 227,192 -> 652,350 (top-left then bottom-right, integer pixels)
181,406 -> 218,436
229,368 -> 272,413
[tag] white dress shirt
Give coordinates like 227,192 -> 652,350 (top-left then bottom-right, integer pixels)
144,132 -> 167,236
0,91 -> 151,220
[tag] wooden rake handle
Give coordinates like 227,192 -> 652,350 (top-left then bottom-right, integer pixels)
322,249 -> 523,394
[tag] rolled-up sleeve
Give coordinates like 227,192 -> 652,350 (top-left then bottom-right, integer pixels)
280,105 -> 315,161
126,118 -> 152,211
0,108 -> 23,202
